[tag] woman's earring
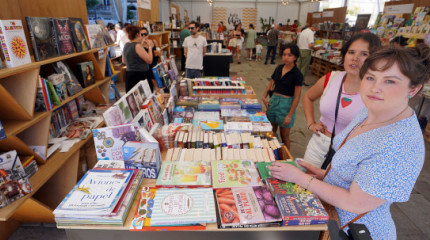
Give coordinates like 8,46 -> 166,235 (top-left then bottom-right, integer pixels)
408,95 -> 412,99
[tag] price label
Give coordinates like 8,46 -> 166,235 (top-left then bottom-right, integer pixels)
98,49 -> 105,59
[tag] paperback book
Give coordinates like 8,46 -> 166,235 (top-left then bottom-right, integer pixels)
92,123 -> 139,160
53,169 -> 134,215
0,19 -> 32,68
0,151 -> 33,209
211,160 -> 263,188
156,161 -> 212,187
122,141 -> 161,179
192,120 -> 224,131
215,186 -> 282,228
25,16 -> 58,61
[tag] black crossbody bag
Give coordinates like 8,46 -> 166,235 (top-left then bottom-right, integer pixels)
321,75 -> 346,169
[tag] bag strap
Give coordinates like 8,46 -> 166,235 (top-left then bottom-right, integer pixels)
323,72 -> 332,90
321,74 -> 347,169
323,121 -> 368,230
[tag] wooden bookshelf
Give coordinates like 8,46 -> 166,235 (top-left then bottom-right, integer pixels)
310,57 -> 344,79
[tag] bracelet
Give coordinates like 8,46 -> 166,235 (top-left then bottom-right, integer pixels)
305,176 -> 315,191
307,123 -> 315,129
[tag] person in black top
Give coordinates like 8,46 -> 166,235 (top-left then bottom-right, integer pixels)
140,27 -> 160,93
123,25 -> 154,92
262,43 -> 303,148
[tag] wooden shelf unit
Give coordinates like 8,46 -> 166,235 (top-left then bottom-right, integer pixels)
149,31 -> 170,58
310,57 -> 344,79
0,44 -> 113,238
166,28 -> 182,58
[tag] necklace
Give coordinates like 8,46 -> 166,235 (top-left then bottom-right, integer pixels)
360,105 -> 410,128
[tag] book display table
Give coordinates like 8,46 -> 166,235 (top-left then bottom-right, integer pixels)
203,53 -> 232,77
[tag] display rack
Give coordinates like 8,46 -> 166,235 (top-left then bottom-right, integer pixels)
310,56 -> 344,79
166,28 -> 183,58
149,31 -> 171,58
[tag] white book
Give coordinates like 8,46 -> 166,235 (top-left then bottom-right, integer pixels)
267,148 -> 276,162
247,149 -> 256,162
179,148 -> 186,162
222,147 -> 228,160
233,149 -> 241,160
202,149 -> 211,162
239,149 -> 248,160
221,133 -> 227,147
165,148 -> 174,161
255,148 -> 264,162
0,20 -> 32,68
210,149 -> 216,161
193,148 -> 203,161
216,147 -> 222,161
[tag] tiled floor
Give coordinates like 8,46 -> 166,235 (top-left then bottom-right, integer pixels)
8,50 -> 430,240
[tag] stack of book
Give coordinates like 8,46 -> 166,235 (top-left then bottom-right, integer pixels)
220,98 -> 242,110
172,106 -> 195,123
54,169 -> 143,226
20,155 -> 38,178
164,147 -> 277,162
198,97 -> 220,111
176,96 -> 199,108
188,78 -> 246,95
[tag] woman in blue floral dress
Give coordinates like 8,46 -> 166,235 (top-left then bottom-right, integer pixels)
268,44 -> 430,239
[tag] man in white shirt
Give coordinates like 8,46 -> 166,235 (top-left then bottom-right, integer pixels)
115,23 -> 130,51
296,25 -> 319,85
183,21 -> 207,79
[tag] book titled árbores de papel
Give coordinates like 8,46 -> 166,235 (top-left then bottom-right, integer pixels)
51,18 -> 75,55
0,19 -> 32,68
53,169 -> 134,215
25,16 -> 58,61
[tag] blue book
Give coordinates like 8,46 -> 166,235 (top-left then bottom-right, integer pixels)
53,169 -> 135,215
152,66 -> 163,88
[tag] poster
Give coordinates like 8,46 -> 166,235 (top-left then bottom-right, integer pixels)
226,8 -> 243,29
137,0 -> 151,10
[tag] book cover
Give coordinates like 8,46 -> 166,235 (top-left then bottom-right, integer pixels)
192,120 -> 224,131
77,61 -> 96,87
265,177 -> 312,196
224,122 -> 252,133
69,18 -> 90,52
126,93 -> 140,118
53,169 -> 134,215
46,80 -> 61,105
35,78 -> 48,112
0,151 -> 33,209
148,188 -> 217,226
256,161 -> 301,180
92,123 -> 139,160
25,16 -> 58,61
51,18 -> 75,55
85,24 -> 106,49
122,141 -> 161,179
221,109 -> 249,117
0,120 -> 5,140
103,105 -> 126,127
0,20 -> 32,68
47,73 -> 68,101
156,161 -> 212,187
130,188 -> 207,231
152,66 -> 164,88
211,160 -> 263,188
275,193 -> 329,226
52,61 -> 83,95
249,112 -> 269,122
96,23 -> 115,45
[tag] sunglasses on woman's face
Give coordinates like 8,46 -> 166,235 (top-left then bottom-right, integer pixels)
141,32 -> 148,36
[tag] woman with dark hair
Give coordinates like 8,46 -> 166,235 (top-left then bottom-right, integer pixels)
262,43 -> 303,148
245,23 -> 257,60
302,33 -> 381,168
140,27 -> 160,93
229,24 -> 243,64
122,25 -> 154,92
269,44 -> 430,240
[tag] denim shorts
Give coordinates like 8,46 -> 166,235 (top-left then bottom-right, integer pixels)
266,94 -> 296,128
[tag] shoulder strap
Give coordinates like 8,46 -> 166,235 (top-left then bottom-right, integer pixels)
323,72 -> 332,90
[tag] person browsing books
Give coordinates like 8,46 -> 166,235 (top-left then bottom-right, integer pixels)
183,21 -> 207,79
268,44 -> 430,240
140,27 -> 160,93
262,43 -> 303,149
123,25 -> 154,92
302,33 -> 381,169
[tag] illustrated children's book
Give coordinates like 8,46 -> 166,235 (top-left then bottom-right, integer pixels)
0,150 -> 33,209
156,161 -> 212,187
92,123 -> 139,161
211,160 -> 263,188
0,20 -> 32,68
53,169 -> 134,215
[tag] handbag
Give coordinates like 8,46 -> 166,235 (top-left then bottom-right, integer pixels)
321,74 -> 347,170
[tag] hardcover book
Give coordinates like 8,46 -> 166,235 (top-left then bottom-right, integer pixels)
47,73 -> 68,101
275,193 -> 329,226
0,150 -> 33,209
103,105 -> 126,126
211,160 -> 263,188
85,24 -> 106,49
76,61 -> 96,87
92,123 -> 139,160
52,61 -> 83,95
52,18 -> 75,55
156,161 -> 212,187
53,169 -> 134,215
69,18 -> 90,52
0,20 -> 32,68
25,16 -> 58,61
148,188 -> 217,226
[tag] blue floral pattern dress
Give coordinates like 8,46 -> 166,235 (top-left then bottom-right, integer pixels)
324,108 -> 424,240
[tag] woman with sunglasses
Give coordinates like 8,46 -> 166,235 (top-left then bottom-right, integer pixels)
123,25 -> 154,92
140,27 -> 161,93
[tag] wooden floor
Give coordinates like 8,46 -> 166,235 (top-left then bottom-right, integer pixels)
8,51 -> 430,240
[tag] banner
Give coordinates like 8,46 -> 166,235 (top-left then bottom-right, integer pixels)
137,0 -> 151,10
212,8 -> 257,31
